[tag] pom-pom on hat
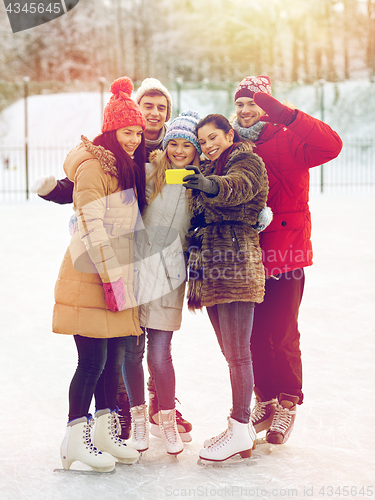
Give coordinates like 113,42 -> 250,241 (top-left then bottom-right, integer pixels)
163,110 -> 201,155
102,76 -> 147,133
135,78 -> 173,122
234,75 -> 272,102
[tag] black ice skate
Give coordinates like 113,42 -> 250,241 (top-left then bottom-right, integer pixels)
266,393 -> 299,445
250,388 -> 278,434
116,391 -> 132,440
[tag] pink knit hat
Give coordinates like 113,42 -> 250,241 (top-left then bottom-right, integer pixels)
234,75 -> 272,101
102,77 -> 147,133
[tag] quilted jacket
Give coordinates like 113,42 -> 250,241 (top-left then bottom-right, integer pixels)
53,136 -> 142,338
254,110 -> 342,276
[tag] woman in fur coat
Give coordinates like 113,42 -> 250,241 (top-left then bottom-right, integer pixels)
124,111 -> 201,456
53,77 -> 146,472
182,114 -> 269,464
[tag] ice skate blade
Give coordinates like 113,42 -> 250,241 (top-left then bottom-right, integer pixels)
54,467 -> 115,475
268,444 -> 282,453
255,436 -> 267,445
255,438 -> 282,453
197,455 -> 252,467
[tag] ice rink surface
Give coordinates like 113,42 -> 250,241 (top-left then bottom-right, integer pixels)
1,193 -> 374,500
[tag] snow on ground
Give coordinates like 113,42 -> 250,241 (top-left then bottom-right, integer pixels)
1,193 -> 374,500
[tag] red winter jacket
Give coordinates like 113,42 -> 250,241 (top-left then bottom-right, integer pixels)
253,110 -> 342,277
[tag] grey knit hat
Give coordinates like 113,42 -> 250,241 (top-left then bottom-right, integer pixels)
163,110 -> 201,154
135,78 -> 172,122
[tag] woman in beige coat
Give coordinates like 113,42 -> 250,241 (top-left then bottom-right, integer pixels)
53,77 -> 146,473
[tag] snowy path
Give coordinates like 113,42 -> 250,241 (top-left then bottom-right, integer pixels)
0,194 -> 374,500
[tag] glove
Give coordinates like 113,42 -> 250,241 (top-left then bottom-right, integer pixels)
182,166 -> 219,196
254,92 -> 297,126
103,277 -> 126,312
254,205 -> 273,233
30,175 -> 57,196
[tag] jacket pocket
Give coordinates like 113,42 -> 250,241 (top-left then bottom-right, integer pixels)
262,212 -> 305,232
161,282 -> 186,309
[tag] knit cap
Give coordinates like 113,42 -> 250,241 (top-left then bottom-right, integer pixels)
135,78 -> 173,122
102,77 -> 146,133
234,75 -> 272,101
163,110 -> 201,155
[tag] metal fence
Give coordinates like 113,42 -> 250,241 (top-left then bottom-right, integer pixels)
0,138 -> 374,202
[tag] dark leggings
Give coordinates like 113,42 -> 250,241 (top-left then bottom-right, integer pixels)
68,335 -> 126,422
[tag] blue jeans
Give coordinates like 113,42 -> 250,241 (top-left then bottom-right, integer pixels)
122,329 -> 175,409
206,301 -> 255,424
68,335 -> 125,421
147,329 -> 175,410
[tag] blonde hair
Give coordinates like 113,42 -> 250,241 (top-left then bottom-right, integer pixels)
147,148 -> 201,204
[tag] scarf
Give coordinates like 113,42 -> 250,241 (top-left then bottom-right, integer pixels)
213,142 -> 239,176
145,123 -> 167,151
232,118 -> 266,142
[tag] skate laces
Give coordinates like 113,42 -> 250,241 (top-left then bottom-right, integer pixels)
109,410 -> 125,444
84,416 -> 102,455
131,404 -> 148,441
270,404 -> 296,435
160,410 -> 179,444
251,398 -> 276,423
206,418 -> 233,450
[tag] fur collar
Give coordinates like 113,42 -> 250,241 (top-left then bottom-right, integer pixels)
80,135 -> 118,177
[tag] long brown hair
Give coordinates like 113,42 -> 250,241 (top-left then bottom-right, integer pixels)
93,130 -> 147,213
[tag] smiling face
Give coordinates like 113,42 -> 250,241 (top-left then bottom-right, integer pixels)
197,123 -> 234,162
166,138 -> 197,168
116,126 -> 143,156
139,94 -> 168,140
235,97 -> 264,128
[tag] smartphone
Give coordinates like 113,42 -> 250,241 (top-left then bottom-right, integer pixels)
165,168 -> 191,184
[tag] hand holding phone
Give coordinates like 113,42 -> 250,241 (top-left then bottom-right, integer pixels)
165,169 -> 191,184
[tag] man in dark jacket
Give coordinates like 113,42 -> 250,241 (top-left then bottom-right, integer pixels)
232,75 -> 342,445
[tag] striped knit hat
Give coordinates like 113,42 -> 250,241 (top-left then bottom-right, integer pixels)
234,75 -> 272,101
102,77 -> 146,133
135,78 -> 173,122
163,110 -> 201,154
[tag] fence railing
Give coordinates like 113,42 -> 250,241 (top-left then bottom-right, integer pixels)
310,138 -> 375,194
0,138 -> 374,201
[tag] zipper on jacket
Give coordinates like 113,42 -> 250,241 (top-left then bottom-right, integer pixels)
230,226 -> 240,252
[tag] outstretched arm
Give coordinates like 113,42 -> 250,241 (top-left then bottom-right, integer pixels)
31,176 -> 74,204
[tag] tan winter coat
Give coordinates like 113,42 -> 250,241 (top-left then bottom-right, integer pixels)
136,152 -> 192,332
53,136 -> 142,338
187,142 -> 268,310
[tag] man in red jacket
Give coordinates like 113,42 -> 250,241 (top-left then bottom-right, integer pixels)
232,75 -> 342,445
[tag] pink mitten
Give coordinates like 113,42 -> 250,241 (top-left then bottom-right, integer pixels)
254,92 -> 297,126
103,277 -> 126,312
